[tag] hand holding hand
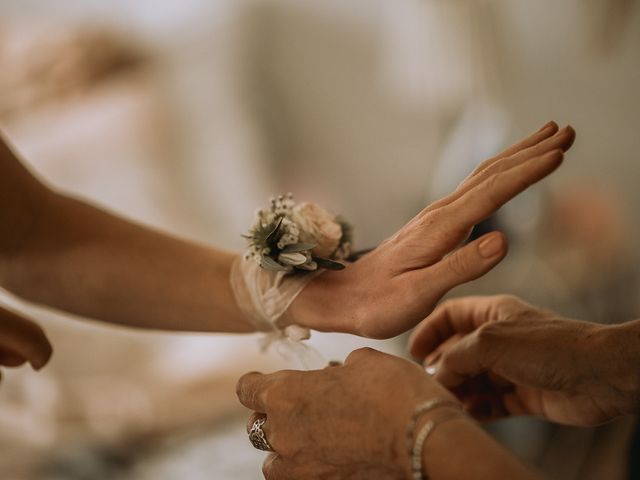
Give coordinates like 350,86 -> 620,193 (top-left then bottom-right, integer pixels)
291,122 -> 575,339
410,295 -> 640,426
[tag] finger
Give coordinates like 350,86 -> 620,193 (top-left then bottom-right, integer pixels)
431,148 -> 564,256
0,307 -> 52,370
344,347 -> 383,365
236,372 -> 270,412
448,126 -> 575,206
502,391 -> 530,416
410,295 -> 498,360
246,411 -> 268,434
246,411 -> 281,454
432,332 -> 489,388
424,122 -> 567,213
262,454 -> 294,480
410,231 -> 508,316
423,333 -> 464,368
467,121 -> 559,176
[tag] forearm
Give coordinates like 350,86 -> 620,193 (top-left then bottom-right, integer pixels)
0,138 -> 50,256
1,191 -> 254,333
420,414 -> 539,480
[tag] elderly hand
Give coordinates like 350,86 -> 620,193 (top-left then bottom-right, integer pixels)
0,306 -> 52,382
237,347 -> 540,480
290,122 -> 575,339
236,347 -> 460,479
409,295 -> 640,426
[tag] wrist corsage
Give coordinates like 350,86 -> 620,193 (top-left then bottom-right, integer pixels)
230,194 -> 353,364
243,193 -> 352,272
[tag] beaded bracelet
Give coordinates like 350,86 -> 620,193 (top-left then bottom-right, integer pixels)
412,412 -> 464,479
407,399 -> 465,480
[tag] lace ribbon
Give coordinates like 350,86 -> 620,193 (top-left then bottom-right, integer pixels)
230,256 -> 326,369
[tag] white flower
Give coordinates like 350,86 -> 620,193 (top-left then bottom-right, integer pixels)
278,252 -> 308,266
291,202 -> 342,258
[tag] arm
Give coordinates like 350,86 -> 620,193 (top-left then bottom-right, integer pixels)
419,413 -> 538,480
0,135 -> 252,333
409,295 -> 640,425
236,347 -> 539,479
1,122 -> 575,336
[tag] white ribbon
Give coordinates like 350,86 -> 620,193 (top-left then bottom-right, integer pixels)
230,256 -> 326,369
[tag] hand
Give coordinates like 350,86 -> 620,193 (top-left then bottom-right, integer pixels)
0,306 -> 52,382
236,347 -> 460,480
409,295 -> 640,426
290,122 -> 576,338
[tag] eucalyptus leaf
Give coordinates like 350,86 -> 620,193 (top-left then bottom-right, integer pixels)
314,257 -> 346,270
260,256 -> 289,271
265,216 -> 284,248
281,242 -> 317,253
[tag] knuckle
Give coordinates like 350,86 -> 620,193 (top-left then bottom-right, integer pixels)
475,322 -> 501,351
346,346 -> 376,362
235,374 -> 250,399
447,252 -> 469,278
491,294 -> 529,318
479,173 -> 502,206
494,294 -> 522,307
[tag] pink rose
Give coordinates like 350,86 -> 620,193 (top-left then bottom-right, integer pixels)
291,202 -> 342,258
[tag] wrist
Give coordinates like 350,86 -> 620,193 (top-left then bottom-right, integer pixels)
402,395 -> 465,480
417,412 -> 538,480
595,320 -> 640,413
284,268 -> 357,334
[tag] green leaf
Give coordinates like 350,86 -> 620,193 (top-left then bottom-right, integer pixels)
314,257 -> 346,270
281,242 -> 317,253
265,216 -> 284,249
260,256 -> 289,271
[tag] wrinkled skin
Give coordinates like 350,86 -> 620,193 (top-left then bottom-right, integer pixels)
410,295 -> 640,426
236,347 -> 460,480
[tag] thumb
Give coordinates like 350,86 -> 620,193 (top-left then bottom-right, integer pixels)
424,232 -> 508,305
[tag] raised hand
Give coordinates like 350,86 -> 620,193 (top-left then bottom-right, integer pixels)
290,122 -> 576,338
0,306 -> 52,382
409,295 -> 640,426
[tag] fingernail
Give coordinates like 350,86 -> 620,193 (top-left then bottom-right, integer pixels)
478,233 -> 504,258
425,365 -> 437,375
538,121 -> 554,132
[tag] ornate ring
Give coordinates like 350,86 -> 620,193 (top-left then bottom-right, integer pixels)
248,417 -> 273,452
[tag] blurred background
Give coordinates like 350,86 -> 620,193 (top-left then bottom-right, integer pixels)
0,0 -> 639,478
